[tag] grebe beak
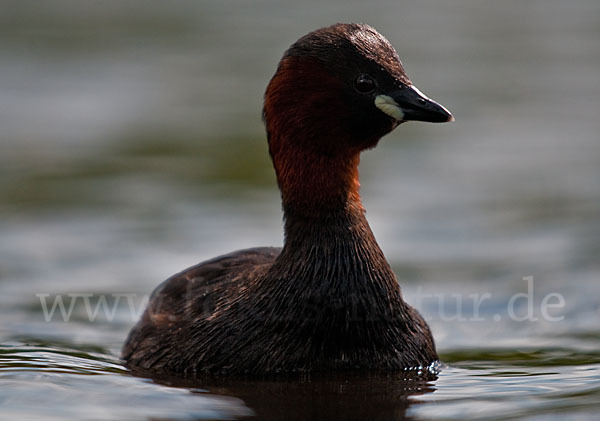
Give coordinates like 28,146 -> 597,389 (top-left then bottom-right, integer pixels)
375,85 -> 454,123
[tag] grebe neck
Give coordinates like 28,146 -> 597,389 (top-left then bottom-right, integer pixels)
266,143 -> 399,295
272,142 -> 364,218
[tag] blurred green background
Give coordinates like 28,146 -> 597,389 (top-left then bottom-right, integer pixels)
2,0 -> 600,345
2,0 -> 598,293
0,1 -> 599,419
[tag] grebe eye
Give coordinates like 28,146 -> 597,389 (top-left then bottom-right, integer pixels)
354,74 -> 377,94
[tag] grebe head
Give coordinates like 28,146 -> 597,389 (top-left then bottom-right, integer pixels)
263,23 -> 453,158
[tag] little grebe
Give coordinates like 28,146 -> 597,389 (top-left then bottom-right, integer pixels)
122,23 -> 453,376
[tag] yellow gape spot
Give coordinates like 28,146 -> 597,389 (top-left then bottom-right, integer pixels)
374,95 -> 405,121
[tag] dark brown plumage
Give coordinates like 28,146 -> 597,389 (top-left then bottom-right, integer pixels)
122,23 -> 452,376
